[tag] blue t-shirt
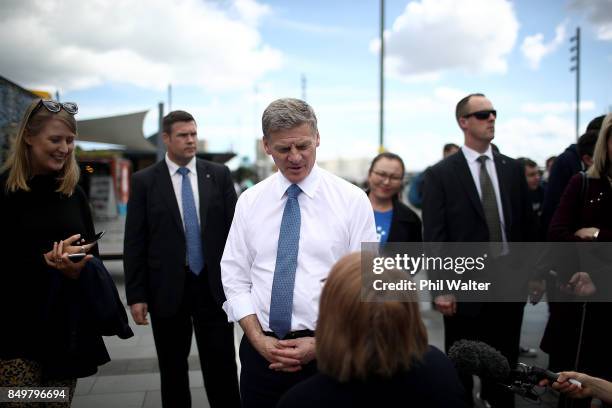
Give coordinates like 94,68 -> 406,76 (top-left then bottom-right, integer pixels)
374,209 -> 393,244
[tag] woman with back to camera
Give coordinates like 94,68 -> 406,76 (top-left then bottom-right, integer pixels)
277,252 -> 467,408
367,152 -> 422,244
545,112 -> 612,408
0,99 -> 101,406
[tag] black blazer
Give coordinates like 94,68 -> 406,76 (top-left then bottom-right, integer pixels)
124,159 -> 237,317
387,198 -> 423,243
422,149 -> 536,243
277,346 -> 467,408
43,257 -> 133,379
422,149 -> 536,312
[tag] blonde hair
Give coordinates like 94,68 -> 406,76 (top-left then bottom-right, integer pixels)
316,252 -> 428,382
587,113 -> 612,179
2,99 -> 80,195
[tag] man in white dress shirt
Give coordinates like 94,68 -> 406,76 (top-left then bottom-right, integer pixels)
221,98 -> 377,407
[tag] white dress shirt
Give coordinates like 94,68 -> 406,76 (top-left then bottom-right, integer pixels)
461,145 -> 507,243
165,153 -> 200,226
221,164 -> 377,332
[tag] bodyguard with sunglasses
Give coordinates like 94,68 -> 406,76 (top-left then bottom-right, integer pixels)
0,99 -> 108,405
422,93 -> 537,407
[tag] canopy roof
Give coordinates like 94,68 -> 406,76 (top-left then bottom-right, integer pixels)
77,111 -> 155,152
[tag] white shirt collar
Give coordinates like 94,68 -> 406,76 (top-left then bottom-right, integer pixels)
276,163 -> 320,200
165,153 -> 197,175
462,144 -> 494,164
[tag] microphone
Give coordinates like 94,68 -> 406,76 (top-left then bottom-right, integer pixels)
448,339 -> 510,382
448,340 -> 581,401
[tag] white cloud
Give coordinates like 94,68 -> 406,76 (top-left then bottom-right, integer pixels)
0,0 -> 282,92
496,115 -> 575,165
521,22 -> 567,69
370,0 -> 519,80
570,0 -> 612,41
273,18 -> 350,35
520,100 -> 595,114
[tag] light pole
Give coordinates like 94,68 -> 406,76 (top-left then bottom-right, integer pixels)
378,0 -> 385,153
570,27 -> 580,140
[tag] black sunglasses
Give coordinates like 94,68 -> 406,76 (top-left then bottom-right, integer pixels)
37,100 -> 79,115
463,109 -> 496,120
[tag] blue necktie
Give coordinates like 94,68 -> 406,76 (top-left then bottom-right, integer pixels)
177,167 -> 204,275
269,184 -> 302,339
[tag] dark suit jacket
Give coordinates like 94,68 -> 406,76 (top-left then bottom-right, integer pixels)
422,149 -> 535,243
124,158 -> 237,317
422,149 -> 537,307
387,198 -> 423,243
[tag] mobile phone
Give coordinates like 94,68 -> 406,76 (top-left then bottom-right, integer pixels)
83,231 -> 105,245
68,253 -> 87,262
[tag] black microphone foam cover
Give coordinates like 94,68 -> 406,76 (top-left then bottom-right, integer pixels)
448,340 -> 510,382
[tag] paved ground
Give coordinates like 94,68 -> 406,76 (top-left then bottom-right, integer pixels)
74,216 -> 561,408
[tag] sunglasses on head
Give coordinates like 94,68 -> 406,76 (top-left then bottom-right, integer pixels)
36,100 -> 79,115
463,110 -> 496,120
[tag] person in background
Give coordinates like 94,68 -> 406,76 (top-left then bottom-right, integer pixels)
408,143 -> 459,209
277,252 -> 467,408
541,118 -> 601,233
0,99 -> 104,406
367,152 -> 422,244
124,110 -> 240,408
517,158 -> 544,218
544,113 -> 612,408
543,155 -> 556,182
423,93 -> 537,408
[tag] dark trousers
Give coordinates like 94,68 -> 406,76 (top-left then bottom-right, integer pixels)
150,271 -> 240,408
444,302 -> 525,408
239,334 -> 317,408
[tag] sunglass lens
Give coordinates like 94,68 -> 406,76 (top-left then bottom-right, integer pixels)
62,102 -> 78,114
473,110 -> 496,120
42,100 -> 61,112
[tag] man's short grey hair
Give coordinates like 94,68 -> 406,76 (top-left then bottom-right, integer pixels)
262,98 -> 318,139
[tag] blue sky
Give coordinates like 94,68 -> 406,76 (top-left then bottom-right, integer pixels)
1,0 -> 611,171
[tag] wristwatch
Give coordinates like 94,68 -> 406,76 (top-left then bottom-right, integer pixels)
593,228 -> 600,240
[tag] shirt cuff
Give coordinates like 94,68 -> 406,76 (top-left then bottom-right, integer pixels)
222,293 -> 256,323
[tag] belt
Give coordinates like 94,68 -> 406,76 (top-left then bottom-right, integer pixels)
264,329 -> 315,340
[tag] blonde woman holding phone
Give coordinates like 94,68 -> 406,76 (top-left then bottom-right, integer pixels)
0,99 -> 100,406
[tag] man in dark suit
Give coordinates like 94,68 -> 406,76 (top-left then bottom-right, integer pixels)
423,93 -> 536,407
124,110 -> 240,408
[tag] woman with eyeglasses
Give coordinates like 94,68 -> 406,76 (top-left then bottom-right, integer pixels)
367,152 -> 422,245
0,99 -> 100,406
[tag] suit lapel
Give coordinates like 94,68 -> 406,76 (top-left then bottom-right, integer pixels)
453,150 -> 485,221
156,161 -> 184,232
493,153 -> 512,235
196,159 -> 211,235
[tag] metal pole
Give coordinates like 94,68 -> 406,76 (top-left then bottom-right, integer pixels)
156,102 -> 165,162
168,84 -> 172,112
379,0 -> 385,153
576,27 -> 580,140
570,27 -> 580,140
301,74 -> 307,101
